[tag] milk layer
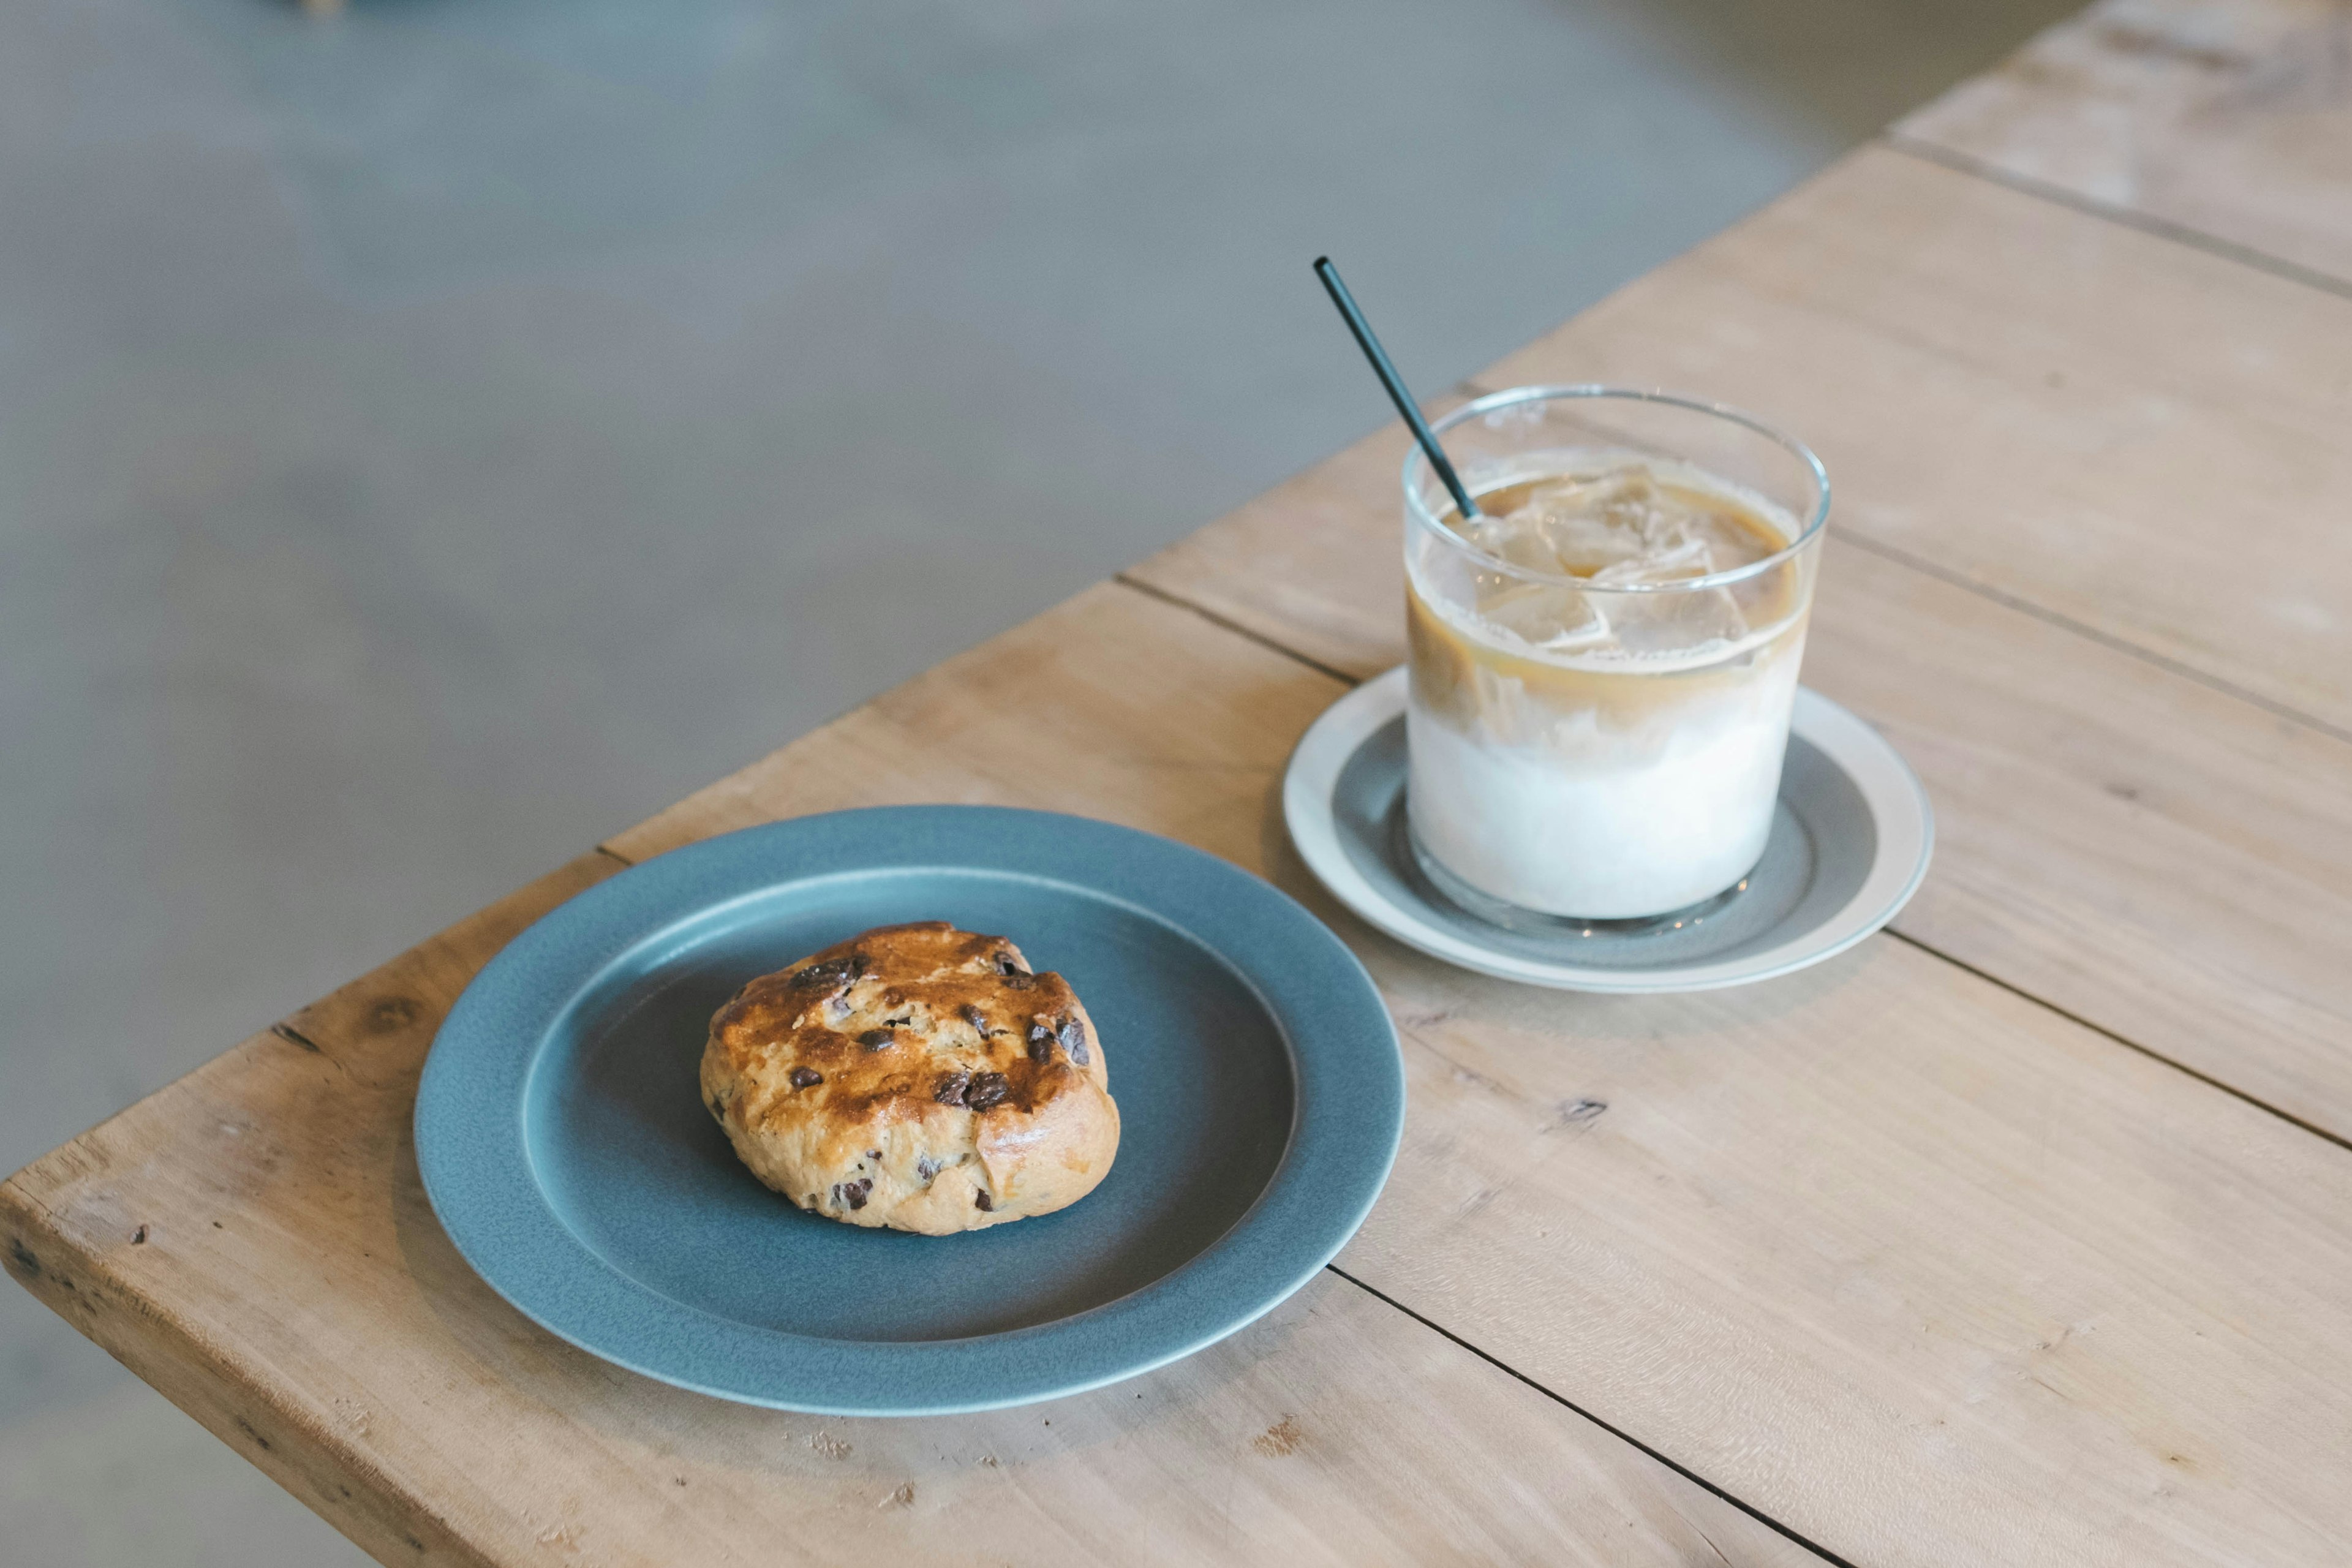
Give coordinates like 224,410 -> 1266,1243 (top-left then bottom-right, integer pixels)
1405,641 -> 1801,918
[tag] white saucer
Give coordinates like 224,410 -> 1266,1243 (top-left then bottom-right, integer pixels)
1283,668 -> 1934,993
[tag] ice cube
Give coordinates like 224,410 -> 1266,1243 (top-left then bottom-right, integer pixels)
1461,512 -> 1568,576
1476,581 -> 1612,652
1521,467 -> 1665,576
1521,464 -> 1657,522
1531,511 -> 1653,576
1603,583 -> 1749,655
1588,522 -> 1714,586
1687,508 -> 1780,571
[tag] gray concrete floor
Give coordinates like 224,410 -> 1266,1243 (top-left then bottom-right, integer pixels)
1,0 -> 2075,1559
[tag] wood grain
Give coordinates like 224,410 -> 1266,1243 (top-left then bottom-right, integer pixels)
1136,489 -> 2352,1144
13,564 -> 2352,1562
3,590 -> 1813,1568
602,574 -> 2352,1563
1128,145 -> 2352,1144
1899,0 -> 2352,288
310,575 -> 2352,1561
1469,144 -> 2352,739
1326,922 -> 2352,1568
1807,543 -> 2352,1139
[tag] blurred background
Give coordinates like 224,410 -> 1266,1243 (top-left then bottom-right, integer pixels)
2,0 -> 2075,1559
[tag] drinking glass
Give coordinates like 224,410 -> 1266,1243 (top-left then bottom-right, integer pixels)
1402,386 -> 1830,924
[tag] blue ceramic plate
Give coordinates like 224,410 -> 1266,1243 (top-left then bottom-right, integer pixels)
415,807 -> 1403,1415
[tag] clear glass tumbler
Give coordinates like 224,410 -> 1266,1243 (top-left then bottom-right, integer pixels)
1402,386 -> 1830,924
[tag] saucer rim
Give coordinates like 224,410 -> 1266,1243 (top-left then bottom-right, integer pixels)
1282,666 -> 1934,993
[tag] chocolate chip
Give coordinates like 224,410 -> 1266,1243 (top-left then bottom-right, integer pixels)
1058,1017 -> 1091,1067
916,1156 -> 942,1182
788,1065 -> 823,1089
960,1003 -> 990,1036
934,1071 -> 971,1106
789,954 -> 867,992
832,1178 -> 872,1210
964,1072 -> 1009,1110
1027,1025 -> 1053,1065
974,1190 -> 993,1212
858,1028 -> 895,1051
867,1150 -> 882,1161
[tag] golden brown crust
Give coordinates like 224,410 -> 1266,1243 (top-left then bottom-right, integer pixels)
701,922 -> 1118,1234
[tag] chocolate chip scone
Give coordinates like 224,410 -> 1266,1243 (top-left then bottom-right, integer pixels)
701,921 -> 1118,1235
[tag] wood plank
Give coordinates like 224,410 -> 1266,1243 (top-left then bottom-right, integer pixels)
1326,924 -> 2352,1568
3,588 -> 1815,1568
1898,0 -> 2352,289
1807,543 -> 2352,1137
1467,144 -> 2352,739
1125,384 -> 2352,1148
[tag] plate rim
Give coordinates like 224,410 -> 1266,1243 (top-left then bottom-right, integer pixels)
1284,666 -> 1934,993
415,805 -> 1404,1415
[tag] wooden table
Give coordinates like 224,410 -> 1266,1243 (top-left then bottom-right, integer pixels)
11,3 -> 2351,1562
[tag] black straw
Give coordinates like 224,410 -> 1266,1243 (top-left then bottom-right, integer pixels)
1313,257 -> 1480,519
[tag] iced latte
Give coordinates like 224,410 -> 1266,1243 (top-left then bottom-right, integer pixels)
1403,388 -> 1827,922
